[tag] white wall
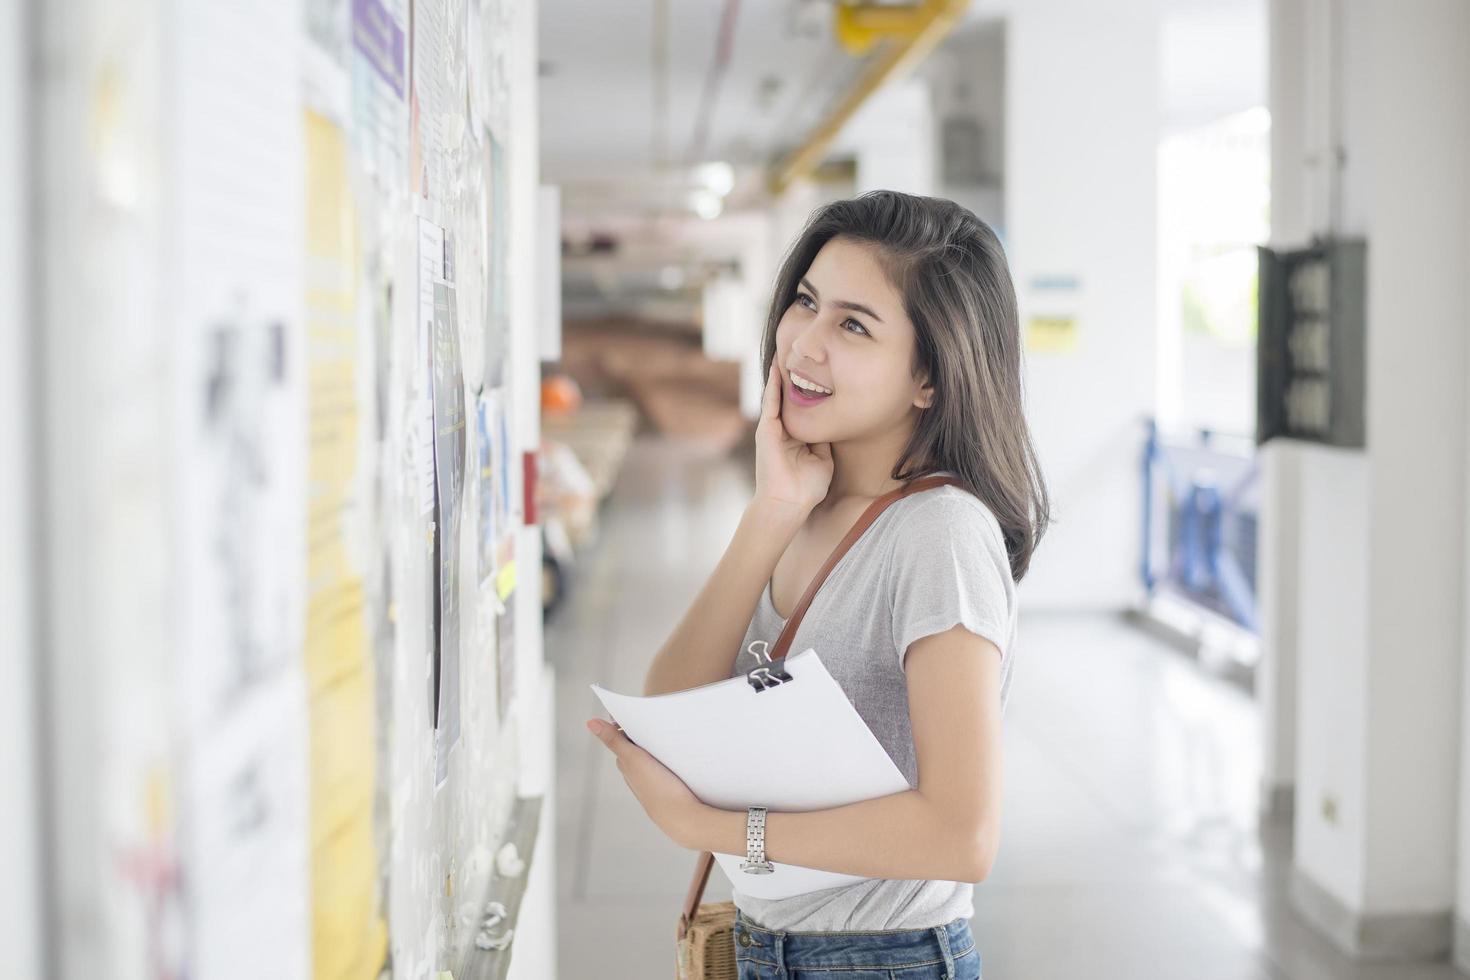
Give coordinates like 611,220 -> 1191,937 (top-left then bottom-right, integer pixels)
0,0 -> 43,972
1159,0 -> 1266,134
537,185 -> 562,363
510,0 -> 546,787
1351,0 -> 1468,920
1270,0 -> 1470,956
34,2 -> 180,974
837,77 -> 938,197
508,0 -> 555,962
1004,0 -> 1161,610
1254,438 -> 1300,807
507,664 -> 557,980
1292,445 -> 1369,904
927,24 -> 1006,232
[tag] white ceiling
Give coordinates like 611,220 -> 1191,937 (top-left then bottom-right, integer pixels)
1161,0 -> 1267,133
538,0 -> 887,320
537,0 -> 1267,320
538,0 -> 854,186
538,0 -> 1266,195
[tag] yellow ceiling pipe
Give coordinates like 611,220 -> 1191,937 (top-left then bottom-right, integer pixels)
835,1 -> 933,55
768,0 -> 971,196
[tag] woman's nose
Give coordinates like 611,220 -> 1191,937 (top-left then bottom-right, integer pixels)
790,319 -> 828,362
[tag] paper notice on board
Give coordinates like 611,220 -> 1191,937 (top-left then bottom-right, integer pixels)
496,541 -> 516,724
416,218 -> 443,516
494,387 -> 514,544
408,0 -> 449,200
350,0 -> 408,187
187,676 -> 312,980
475,391 -> 496,588
431,279 -> 465,787
303,107 -> 388,980
171,3 -> 311,977
482,130 -> 509,389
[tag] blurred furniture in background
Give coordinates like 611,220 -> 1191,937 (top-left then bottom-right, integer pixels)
541,398 -> 639,512
537,395 -> 638,617
536,319 -> 753,617
1135,417 -> 1260,687
557,318 -> 749,454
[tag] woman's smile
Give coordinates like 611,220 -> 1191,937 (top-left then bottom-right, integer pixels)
787,379 -> 833,406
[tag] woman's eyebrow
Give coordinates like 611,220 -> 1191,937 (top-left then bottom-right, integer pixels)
799,277 -> 885,324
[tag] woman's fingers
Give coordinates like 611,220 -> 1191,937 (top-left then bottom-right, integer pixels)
761,360 -> 780,423
587,718 -> 623,750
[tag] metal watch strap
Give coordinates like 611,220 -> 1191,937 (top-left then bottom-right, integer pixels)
739,806 -> 774,874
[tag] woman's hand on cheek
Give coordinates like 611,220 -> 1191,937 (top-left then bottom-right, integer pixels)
586,718 -> 706,849
753,361 -> 833,518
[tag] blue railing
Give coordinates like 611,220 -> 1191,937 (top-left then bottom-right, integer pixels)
1141,419 -> 1260,633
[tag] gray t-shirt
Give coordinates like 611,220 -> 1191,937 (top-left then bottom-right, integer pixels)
727,478 -> 1017,932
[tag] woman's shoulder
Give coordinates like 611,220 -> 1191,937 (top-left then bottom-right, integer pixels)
887,477 -> 1005,549
880,477 -> 1018,621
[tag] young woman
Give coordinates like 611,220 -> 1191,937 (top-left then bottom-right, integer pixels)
587,190 -> 1050,978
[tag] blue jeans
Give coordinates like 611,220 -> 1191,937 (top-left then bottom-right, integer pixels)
733,908 -> 982,979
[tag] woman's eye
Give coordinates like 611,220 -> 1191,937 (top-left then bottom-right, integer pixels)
794,292 -> 866,336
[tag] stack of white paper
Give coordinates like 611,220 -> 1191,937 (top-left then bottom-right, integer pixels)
590,648 -> 910,899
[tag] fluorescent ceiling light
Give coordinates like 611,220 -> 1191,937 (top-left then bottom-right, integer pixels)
694,161 -> 735,197
689,189 -> 724,220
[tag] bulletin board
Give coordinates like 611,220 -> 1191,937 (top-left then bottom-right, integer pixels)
32,0 -> 540,977
302,0 -> 534,976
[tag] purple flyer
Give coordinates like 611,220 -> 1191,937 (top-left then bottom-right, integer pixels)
352,0 -> 405,98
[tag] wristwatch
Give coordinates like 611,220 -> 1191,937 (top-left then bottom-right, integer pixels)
740,805 -> 775,874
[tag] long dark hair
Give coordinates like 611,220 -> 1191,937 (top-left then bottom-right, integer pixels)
760,190 -> 1051,582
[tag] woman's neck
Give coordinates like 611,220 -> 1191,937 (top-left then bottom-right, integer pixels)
820,421 -> 917,507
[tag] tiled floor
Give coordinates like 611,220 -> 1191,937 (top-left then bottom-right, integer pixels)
546,434 -> 1464,979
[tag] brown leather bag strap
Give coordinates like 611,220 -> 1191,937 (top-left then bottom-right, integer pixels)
677,851 -> 716,941
677,472 -> 963,940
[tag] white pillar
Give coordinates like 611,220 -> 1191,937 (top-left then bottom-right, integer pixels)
537,185 -> 562,364
0,0 -> 43,972
1255,0 -> 1314,830
1270,0 -> 1470,960
1255,439 -> 1301,821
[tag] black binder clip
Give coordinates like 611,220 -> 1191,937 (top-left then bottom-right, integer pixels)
744,640 -> 793,692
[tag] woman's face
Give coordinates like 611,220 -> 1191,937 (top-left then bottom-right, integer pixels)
773,236 -> 933,447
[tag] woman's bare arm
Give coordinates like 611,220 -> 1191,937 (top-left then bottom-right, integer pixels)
642,499 -> 803,696
643,361 -> 833,696
680,626 -> 1005,882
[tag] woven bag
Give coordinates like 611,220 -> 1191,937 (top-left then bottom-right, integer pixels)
673,474 -> 962,977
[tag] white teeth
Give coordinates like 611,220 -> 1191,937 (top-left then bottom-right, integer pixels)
791,373 -> 832,395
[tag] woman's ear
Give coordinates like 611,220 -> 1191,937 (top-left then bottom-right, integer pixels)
913,376 -> 935,410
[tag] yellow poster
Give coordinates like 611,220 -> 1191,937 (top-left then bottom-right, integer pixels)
303,107 -> 388,980
1024,314 -> 1080,353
